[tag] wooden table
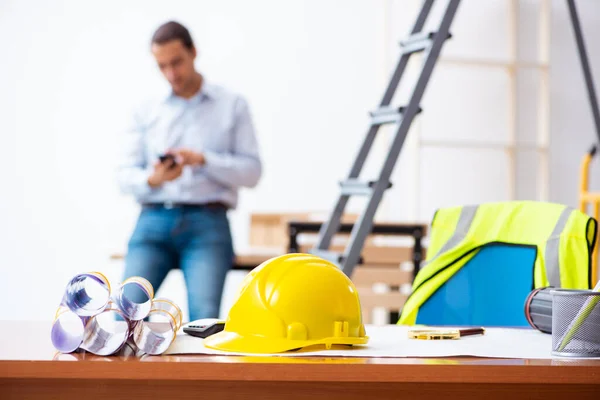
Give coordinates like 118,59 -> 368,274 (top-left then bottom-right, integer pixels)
1,322 -> 600,399
111,247 -> 283,271
230,247 -> 283,269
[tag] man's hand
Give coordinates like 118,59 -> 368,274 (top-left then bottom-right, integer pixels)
147,160 -> 184,188
171,149 -> 205,166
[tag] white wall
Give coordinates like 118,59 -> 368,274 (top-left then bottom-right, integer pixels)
549,0 -> 600,205
0,0 -> 387,321
0,0 -> 598,322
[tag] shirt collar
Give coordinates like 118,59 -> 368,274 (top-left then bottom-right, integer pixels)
164,78 -> 216,104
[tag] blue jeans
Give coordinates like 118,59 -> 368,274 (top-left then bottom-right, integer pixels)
123,205 -> 234,321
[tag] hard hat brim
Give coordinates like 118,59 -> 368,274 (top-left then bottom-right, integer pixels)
204,330 -> 369,354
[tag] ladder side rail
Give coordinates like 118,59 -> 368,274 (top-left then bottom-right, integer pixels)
341,0 -> 462,277
313,0 -> 438,251
567,0 -> 600,144
381,0 -> 436,105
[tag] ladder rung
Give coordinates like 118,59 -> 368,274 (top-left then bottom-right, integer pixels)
370,106 -> 403,126
400,31 -> 451,55
310,249 -> 342,264
370,106 -> 422,126
340,179 -> 393,196
310,249 -> 364,265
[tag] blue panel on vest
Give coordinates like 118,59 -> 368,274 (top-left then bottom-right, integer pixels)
416,245 -> 536,327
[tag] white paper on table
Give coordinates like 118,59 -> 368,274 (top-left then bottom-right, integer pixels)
164,325 -> 563,359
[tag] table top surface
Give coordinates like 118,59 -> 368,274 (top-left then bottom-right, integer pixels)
111,246 -> 284,262
1,321 -> 600,384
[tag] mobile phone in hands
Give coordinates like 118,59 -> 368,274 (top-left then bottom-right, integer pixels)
158,153 -> 177,168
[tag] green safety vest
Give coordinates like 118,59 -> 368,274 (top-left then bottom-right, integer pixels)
398,201 -> 597,325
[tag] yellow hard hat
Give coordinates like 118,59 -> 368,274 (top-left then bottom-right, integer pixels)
204,253 -> 369,353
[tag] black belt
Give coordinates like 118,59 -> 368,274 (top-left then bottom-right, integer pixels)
142,201 -> 228,210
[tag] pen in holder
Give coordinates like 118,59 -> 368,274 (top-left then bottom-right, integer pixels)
551,289 -> 600,357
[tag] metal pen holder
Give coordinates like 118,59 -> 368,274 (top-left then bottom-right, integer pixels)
551,289 -> 600,357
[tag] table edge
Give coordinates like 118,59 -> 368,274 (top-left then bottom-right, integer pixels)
1,359 -> 600,384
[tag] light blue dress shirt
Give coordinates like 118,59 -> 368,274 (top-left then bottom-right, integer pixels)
117,82 -> 262,209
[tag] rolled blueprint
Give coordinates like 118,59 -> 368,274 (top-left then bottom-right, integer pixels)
51,272 -> 111,353
524,287 -> 553,334
51,306 -> 87,353
63,272 -> 111,317
133,297 -> 183,355
51,272 -> 181,356
112,276 -> 154,321
80,301 -> 131,356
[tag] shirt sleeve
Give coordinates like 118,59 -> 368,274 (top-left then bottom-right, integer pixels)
201,96 -> 262,188
116,107 -> 155,198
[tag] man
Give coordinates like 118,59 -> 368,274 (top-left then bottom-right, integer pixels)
117,21 -> 262,321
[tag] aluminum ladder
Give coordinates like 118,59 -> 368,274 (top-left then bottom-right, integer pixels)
311,0 -> 462,277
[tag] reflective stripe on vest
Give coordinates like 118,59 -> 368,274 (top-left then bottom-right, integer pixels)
425,204 -> 572,289
545,206 -> 575,287
423,205 -> 478,267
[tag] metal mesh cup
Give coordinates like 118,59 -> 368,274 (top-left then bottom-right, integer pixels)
551,289 -> 600,357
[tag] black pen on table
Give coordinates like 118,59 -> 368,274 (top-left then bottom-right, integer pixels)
408,327 -> 486,340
